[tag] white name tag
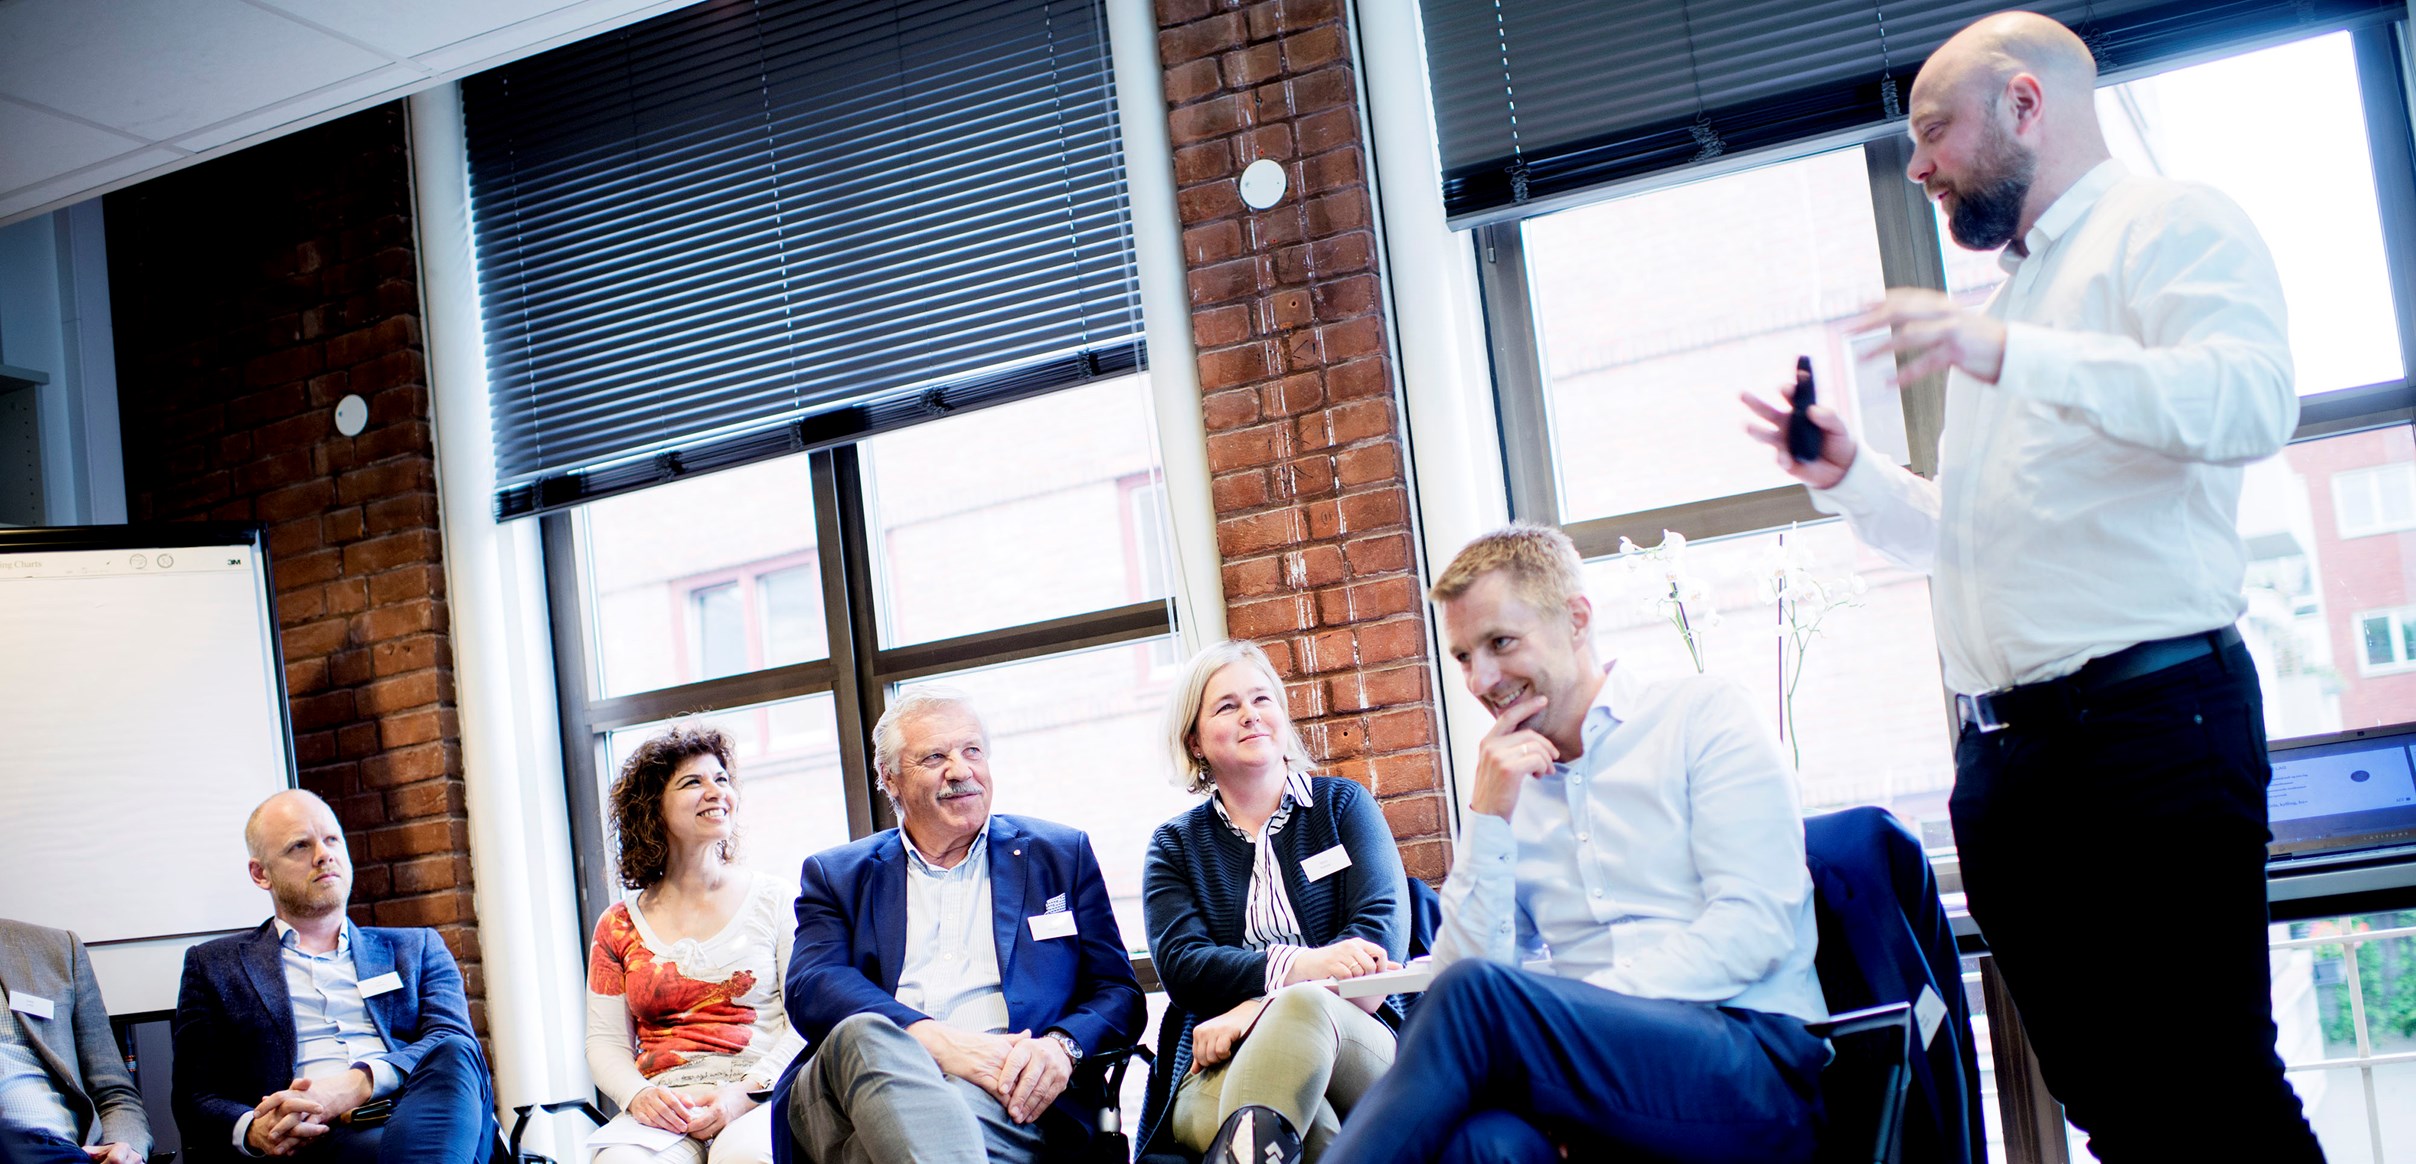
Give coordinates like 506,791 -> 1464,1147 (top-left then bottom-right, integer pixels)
359,972 -> 404,998
1027,911 -> 1079,941
1301,844 -> 1353,882
7,991 -> 54,1020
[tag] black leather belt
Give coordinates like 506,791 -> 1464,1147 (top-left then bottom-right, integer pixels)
1955,626 -> 2243,735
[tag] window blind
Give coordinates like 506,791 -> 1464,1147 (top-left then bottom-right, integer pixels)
1421,0 -> 2404,226
463,0 -> 1141,517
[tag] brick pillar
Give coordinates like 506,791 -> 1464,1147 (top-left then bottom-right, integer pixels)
107,104 -> 484,1033
1157,0 -> 1452,879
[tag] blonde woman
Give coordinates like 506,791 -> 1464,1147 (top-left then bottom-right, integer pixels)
585,725 -> 803,1164
1138,640 -> 1411,1163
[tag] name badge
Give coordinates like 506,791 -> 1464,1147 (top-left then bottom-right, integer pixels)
1301,844 -> 1353,882
1027,911 -> 1079,941
359,972 -> 405,998
6,991 -> 54,1020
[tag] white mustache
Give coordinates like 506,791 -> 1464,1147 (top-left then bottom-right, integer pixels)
941,780 -> 981,798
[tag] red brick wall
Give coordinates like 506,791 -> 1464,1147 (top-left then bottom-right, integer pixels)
106,104 -> 483,1032
1156,0 -> 1453,879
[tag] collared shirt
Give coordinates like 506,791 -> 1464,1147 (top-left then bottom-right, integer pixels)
1208,771 -> 1317,992
231,920 -> 398,1155
0,1010 -> 77,1139
1813,160 -> 2296,694
1433,665 -> 1828,1025
895,823 -> 1010,1035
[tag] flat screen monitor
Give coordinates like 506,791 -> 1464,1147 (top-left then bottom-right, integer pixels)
2266,722 -> 2416,862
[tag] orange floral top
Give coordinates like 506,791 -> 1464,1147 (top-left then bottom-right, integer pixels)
583,872 -> 803,1102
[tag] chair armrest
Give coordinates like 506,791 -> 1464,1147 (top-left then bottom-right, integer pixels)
507,1099 -> 611,1160
1805,1001 -> 1914,1041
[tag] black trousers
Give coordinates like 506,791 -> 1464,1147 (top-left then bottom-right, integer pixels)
1950,639 -> 2323,1161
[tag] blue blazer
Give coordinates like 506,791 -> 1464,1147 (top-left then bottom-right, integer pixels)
770,814 -> 1145,1159
1805,807 -> 1984,1164
170,920 -> 488,1164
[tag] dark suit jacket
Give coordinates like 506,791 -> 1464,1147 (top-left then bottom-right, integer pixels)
769,814 -> 1145,1161
170,919 -> 482,1164
1805,807 -> 1985,1164
1137,776 -> 1408,1157
0,918 -> 150,1153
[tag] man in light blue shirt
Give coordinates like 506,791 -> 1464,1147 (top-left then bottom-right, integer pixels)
1327,525 -> 1828,1164
171,790 -> 495,1163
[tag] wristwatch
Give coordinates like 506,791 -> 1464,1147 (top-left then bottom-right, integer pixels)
1044,1029 -> 1084,1064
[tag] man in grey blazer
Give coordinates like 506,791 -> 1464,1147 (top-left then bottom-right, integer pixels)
0,916 -> 151,1164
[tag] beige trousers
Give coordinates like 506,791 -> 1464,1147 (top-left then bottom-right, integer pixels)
1171,983 -> 1397,1162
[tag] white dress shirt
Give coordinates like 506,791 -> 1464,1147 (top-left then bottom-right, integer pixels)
233,920 -> 399,1154
1208,770 -> 1317,992
1433,665 -> 1828,1025
0,1012 -> 78,1139
894,823 -> 1010,1035
1814,160 -> 2295,695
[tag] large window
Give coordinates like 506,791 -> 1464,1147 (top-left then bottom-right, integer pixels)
1478,26 -> 2416,856
547,379 -> 1185,943
1475,22 -> 2416,1162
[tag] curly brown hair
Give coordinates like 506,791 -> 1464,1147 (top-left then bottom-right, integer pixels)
607,722 -> 738,890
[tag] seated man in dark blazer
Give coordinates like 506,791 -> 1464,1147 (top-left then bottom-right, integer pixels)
171,789 -> 496,1164
0,917 -> 151,1164
771,687 -> 1145,1164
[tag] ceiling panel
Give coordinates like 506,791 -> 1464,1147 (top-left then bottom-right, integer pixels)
0,0 -> 394,143
174,63 -> 429,152
0,0 -> 685,227
0,101 -> 152,193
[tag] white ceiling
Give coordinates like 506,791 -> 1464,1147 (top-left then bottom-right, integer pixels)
0,0 -> 696,227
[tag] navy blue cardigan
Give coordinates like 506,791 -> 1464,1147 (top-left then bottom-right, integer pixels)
1138,775 -> 1409,1156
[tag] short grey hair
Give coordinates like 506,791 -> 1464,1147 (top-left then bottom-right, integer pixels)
871,686 -> 986,806
1162,639 -> 1313,796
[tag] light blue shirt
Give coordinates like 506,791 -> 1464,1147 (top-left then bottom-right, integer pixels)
231,920 -> 399,1154
0,1010 -> 77,1139
1434,664 -> 1829,1025
894,824 -> 1010,1035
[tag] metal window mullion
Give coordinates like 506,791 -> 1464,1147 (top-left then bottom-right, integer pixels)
1560,487 -> 1827,560
1474,222 -> 1559,527
812,449 -> 881,839
540,511 -> 615,939
1863,134 -> 1950,480
2357,25 -> 2416,393
581,658 -> 840,732
869,600 -> 1174,683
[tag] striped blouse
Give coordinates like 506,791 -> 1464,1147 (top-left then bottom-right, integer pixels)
1208,770 -> 1318,993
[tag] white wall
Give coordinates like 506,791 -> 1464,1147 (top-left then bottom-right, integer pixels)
0,200 -> 126,526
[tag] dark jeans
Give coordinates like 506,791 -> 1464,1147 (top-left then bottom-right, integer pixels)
1951,639 -> 2322,1161
318,1031 -> 496,1164
0,1127 -> 92,1164
1322,960 -> 1826,1164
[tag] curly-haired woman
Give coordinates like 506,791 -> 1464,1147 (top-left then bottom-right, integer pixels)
585,724 -> 802,1164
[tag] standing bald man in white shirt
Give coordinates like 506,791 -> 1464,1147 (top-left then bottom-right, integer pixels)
1743,11 -> 2318,1160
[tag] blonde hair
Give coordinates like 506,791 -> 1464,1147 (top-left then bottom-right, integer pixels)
1162,640 -> 1314,795
1429,523 -> 1586,621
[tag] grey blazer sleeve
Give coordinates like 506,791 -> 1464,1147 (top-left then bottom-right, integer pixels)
68,932 -> 151,1153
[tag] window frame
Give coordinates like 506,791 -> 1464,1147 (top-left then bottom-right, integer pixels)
2333,461 -> 2416,538
2356,605 -> 2416,674
1480,23 -> 2416,562
543,440 -> 1178,933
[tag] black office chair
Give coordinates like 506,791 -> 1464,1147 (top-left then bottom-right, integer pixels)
1080,1043 -> 1157,1164
1807,1002 -> 1918,1164
500,1099 -> 607,1164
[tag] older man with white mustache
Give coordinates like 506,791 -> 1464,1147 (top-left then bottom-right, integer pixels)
766,688 -> 1144,1164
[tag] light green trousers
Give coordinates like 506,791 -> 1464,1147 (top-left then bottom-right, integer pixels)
1171,982 -> 1398,1162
